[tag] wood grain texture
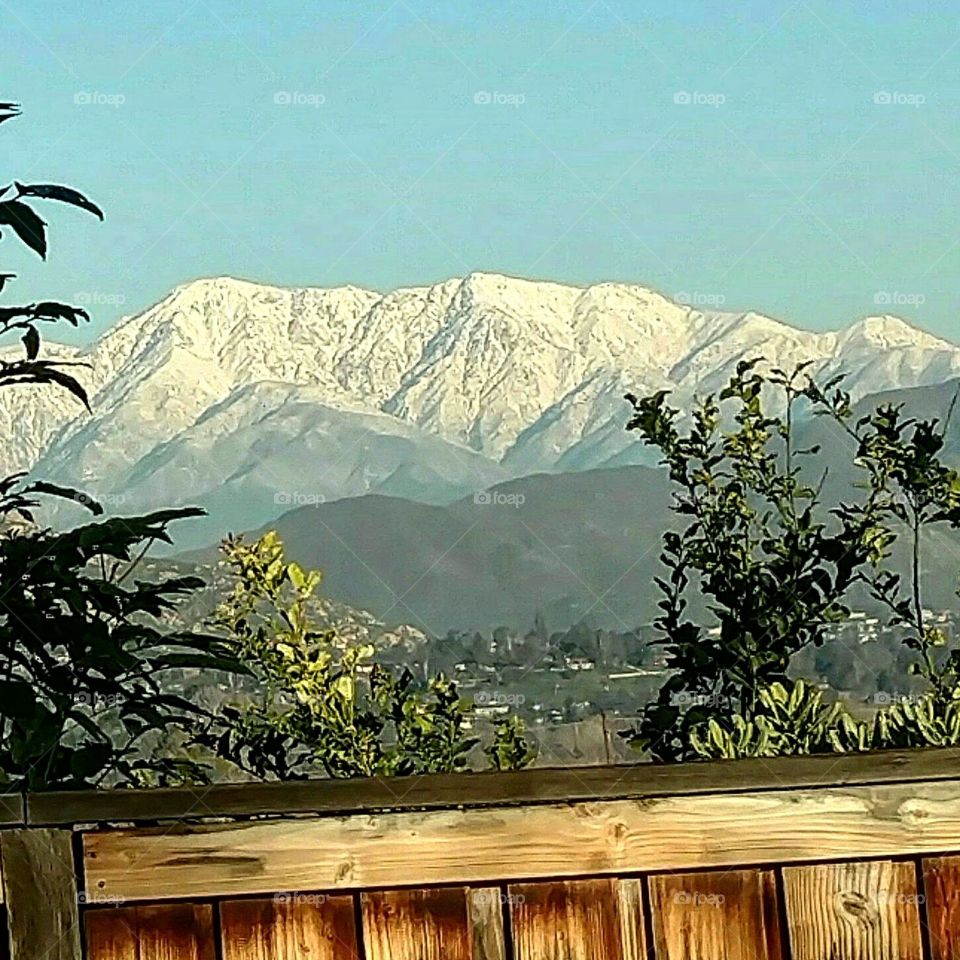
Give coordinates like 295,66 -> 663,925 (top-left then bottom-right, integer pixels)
29,747 -> 960,826
922,857 -> 960,960
85,903 -> 215,960
219,894 -> 359,960
82,779 -> 960,901
361,887 -> 472,960
783,860 -> 923,960
647,869 -> 782,960
618,879 -> 649,960
1,828 -> 80,960
509,878 -> 644,960
468,888 -> 507,960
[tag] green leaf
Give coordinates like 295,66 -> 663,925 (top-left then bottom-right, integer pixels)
287,562 -> 306,591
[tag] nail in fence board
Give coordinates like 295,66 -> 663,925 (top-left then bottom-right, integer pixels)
0,828 -> 80,960
647,869 -> 782,960
508,878 -> 646,960
361,888 -> 474,960
85,903 -> 216,960
782,860 -> 924,960
922,856 -> 960,960
220,895 -> 360,960
83,781 -> 960,901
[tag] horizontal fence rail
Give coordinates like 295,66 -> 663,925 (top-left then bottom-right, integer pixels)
6,747 -> 960,958
22,745 -> 960,825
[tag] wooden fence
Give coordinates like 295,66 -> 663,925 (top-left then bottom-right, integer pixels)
6,747 -> 960,958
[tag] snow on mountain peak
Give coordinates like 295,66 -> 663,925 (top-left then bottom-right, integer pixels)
3,273 -> 959,540
840,314 -> 948,350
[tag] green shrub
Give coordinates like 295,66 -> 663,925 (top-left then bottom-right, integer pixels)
204,532 -> 536,779
625,362 -> 885,761
0,101 -> 239,790
628,360 -> 960,762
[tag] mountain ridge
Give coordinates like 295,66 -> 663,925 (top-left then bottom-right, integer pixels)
2,271 -> 958,546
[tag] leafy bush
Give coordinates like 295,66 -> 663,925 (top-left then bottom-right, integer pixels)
688,679 -> 849,759
485,714 -> 537,770
0,508 -> 245,790
625,361 -> 885,761
628,361 -> 960,762
689,679 -> 960,760
0,101 -> 242,790
204,532 -> 536,778
810,384 -> 960,697
0,100 -> 103,405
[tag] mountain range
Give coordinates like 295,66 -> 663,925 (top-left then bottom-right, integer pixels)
6,272 -> 960,622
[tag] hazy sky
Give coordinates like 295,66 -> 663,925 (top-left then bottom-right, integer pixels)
6,0 -> 960,341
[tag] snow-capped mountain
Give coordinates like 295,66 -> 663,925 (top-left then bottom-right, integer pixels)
83,381 -> 509,536
5,271 -> 960,545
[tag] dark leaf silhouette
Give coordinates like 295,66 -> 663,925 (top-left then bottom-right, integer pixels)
25,481 -> 102,514
27,364 -> 91,410
0,301 -> 90,329
21,325 -> 38,359
30,301 -> 90,324
0,359 -> 91,409
15,182 -> 104,220
0,199 -> 46,258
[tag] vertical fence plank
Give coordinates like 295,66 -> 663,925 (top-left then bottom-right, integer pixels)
361,888 -> 473,960
219,894 -> 359,959
468,888 -> 508,960
783,860 -> 923,960
84,907 -> 138,960
922,856 -> 960,960
647,868 -> 782,960
1,828 -> 82,960
618,879 -> 649,960
85,903 -> 216,960
509,878 -> 644,960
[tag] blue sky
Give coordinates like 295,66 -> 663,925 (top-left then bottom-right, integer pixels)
6,0 -> 960,341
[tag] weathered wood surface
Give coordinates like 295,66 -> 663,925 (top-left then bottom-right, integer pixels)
28,747 -> 960,825
922,857 -> 960,960
220,894 -> 360,960
618,879 -> 648,960
1,828 -> 80,960
468,887 -> 508,960
82,778 -> 960,901
509,878 -> 644,960
85,903 -> 215,960
361,887 -> 473,960
783,860 -> 924,960
648,868 -> 782,959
